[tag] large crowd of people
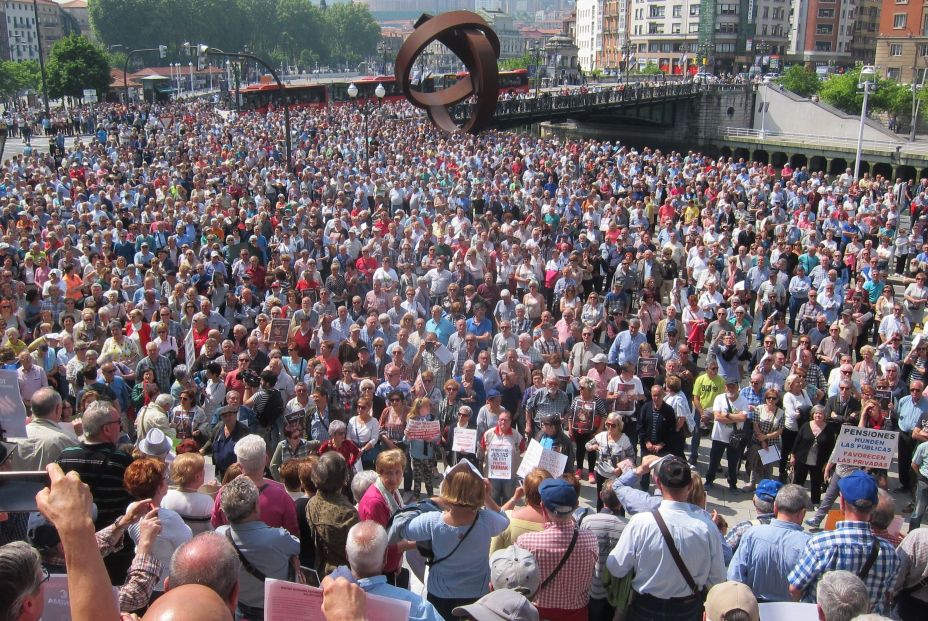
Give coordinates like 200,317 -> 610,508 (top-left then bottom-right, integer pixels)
0,93 -> 928,621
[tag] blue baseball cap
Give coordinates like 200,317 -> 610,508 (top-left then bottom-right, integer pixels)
539,479 -> 578,515
755,479 -> 783,503
486,388 -> 502,399
838,470 -> 878,508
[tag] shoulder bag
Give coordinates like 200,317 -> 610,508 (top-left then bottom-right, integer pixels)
652,509 -> 708,601
428,512 -> 479,568
537,528 -> 579,593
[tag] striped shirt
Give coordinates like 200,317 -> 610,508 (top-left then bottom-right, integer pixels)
56,442 -> 134,529
575,509 -> 627,600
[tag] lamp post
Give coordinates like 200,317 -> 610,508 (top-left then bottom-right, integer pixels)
189,62 -> 194,95
622,39 -> 632,84
199,45 -> 292,171
347,81 -> 385,174
377,41 -> 389,75
530,42 -> 542,97
30,0 -> 49,117
911,65 -> 925,142
854,65 -> 877,181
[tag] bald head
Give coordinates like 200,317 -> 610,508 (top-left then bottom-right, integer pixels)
167,533 -> 239,613
142,584 -> 232,621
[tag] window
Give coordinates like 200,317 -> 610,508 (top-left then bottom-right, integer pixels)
919,44 -> 928,56
690,5 -> 700,15
672,23 -> 681,33
815,41 -> 832,51
717,23 -> 738,33
894,13 -> 907,29
688,23 -> 700,33
816,24 -> 834,34
817,7 -> 834,17
887,67 -> 902,80
890,43 -> 903,56
672,5 -> 682,17
896,0 -> 908,4
649,6 -> 665,18
719,4 -> 738,15
648,22 -> 665,34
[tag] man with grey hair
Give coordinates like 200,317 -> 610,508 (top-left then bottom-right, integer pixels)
210,434 -> 298,536
11,386 -> 77,470
728,483 -> 812,602
135,392 -> 176,441
215,477 -> 300,621
343,521 -> 443,621
815,570 -> 870,621
166,532 -> 240,615
0,541 -> 45,621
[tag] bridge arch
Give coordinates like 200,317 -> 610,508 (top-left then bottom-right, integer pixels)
719,146 -> 733,159
733,147 -> 750,161
771,152 -> 789,168
872,162 -> 893,179
857,161 -> 871,176
897,165 -> 918,181
790,154 -> 808,169
702,144 -> 721,158
828,158 -> 848,175
921,167 -> 928,180
809,156 -> 828,173
752,150 -> 770,164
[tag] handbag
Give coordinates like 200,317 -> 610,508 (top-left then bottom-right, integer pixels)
536,528 -> 579,594
725,397 -> 747,451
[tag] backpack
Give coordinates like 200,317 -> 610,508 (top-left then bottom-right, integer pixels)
385,499 -> 443,563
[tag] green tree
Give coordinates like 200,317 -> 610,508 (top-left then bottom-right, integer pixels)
777,65 -> 820,97
820,67 -> 913,116
499,52 -> 534,71
0,60 -> 40,97
634,62 -> 663,75
276,0 -> 326,67
45,35 -> 111,100
321,2 -> 380,66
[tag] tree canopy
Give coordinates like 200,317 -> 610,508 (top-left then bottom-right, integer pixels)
776,65 -> 820,98
88,0 -> 381,69
818,67 -> 911,117
0,60 -> 41,98
46,35 -> 111,100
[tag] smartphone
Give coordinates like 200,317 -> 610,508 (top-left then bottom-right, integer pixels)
0,472 -> 51,513
300,566 -> 321,588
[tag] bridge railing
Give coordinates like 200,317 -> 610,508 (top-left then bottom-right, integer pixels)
451,82 -> 706,123
719,127 -> 910,151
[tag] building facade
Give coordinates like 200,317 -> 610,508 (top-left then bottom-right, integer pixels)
575,0 -> 601,70
874,0 -> 928,83
697,0 -> 790,75
598,0 -> 630,73
787,0 -> 857,67
476,8 -> 523,59
850,0 -> 880,64
626,0 -> 700,74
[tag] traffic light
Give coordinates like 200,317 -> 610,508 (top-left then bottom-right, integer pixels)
158,45 -> 167,58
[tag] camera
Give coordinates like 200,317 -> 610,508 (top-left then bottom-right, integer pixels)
240,368 -> 261,388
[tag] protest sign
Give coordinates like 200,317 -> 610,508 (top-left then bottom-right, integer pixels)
517,439 -> 568,478
637,357 -> 658,378
0,369 -> 27,438
452,428 -> 477,454
405,419 -> 440,441
264,578 -> 410,621
487,444 -> 513,479
268,318 -> 291,344
42,575 -> 118,621
830,425 -> 897,470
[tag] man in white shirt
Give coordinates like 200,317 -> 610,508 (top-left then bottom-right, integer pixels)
706,377 -> 749,492
607,456 -> 727,621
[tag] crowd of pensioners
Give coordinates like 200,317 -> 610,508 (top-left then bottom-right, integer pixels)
1,95 -> 928,621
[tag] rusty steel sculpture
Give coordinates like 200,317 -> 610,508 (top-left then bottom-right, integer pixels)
394,11 -> 501,134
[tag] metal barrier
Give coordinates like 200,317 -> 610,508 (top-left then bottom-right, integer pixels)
718,127 -> 912,151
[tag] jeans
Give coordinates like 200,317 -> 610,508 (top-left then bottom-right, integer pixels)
689,421 -> 702,465
629,592 -> 702,621
779,428 -> 798,483
490,477 -> 518,507
788,296 -> 807,333
793,461 -> 825,505
899,431 -> 917,490
910,477 -> 928,530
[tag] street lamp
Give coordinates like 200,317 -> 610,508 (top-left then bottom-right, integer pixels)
530,42 -> 542,97
377,41 -> 389,75
854,65 -> 877,181
347,82 -> 386,175
30,0 -> 49,117
621,40 -> 632,84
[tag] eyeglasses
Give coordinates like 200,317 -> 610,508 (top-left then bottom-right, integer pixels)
605,423 -> 616,428
389,398 -> 402,402
361,386 -> 373,391
765,396 -> 777,401
102,369 -> 115,374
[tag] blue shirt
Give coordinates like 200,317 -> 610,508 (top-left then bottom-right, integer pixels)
609,330 -> 647,366
357,575 -> 444,621
426,316 -> 455,345
788,520 -> 900,614
404,509 -> 509,598
896,395 -> 928,433
216,522 -> 299,609
728,519 -> 811,602
466,316 -> 493,350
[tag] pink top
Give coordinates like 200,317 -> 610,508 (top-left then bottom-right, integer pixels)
357,483 -> 403,573
211,478 -> 299,537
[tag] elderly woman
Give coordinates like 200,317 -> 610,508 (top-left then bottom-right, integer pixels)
161,452 -> 214,534
123,458 -> 193,599
402,463 -> 509,619
169,389 -> 208,443
316,416 -> 361,471
270,414 -> 313,481
791,405 -> 836,505
306,451 -> 360,575
480,409 -> 525,506
747,388 -> 785,489
586,412 -> 635,510
489,467 -> 552,554
216,476 -> 300,621
348,397 -> 381,470
570,376 -> 608,481
781,373 -> 812,480
357,449 -> 414,587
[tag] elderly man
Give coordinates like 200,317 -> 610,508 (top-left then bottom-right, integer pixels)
727,484 -> 812,602
0,542 -> 47,621
11,387 -> 77,470
517,479 -> 598,621
214,477 -> 300,621
525,373 -> 570,438
897,379 -> 928,496
568,325 -> 602,377
136,340 -> 173,393
340,521 -> 443,621
788,471 -> 900,614
166,532 -> 241,615
608,318 -> 647,367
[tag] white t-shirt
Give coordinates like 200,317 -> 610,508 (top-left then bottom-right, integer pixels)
161,489 -> 215,535
608,374 -> 644,416
711,392 -> 747,443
